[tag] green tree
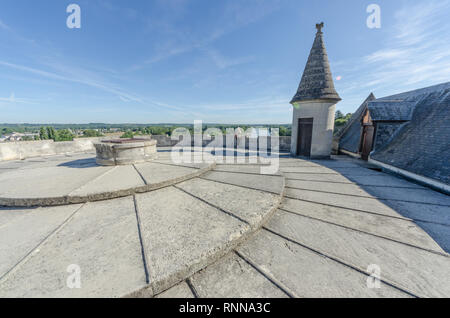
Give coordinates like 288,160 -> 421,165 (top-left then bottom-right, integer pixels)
120,131 -> 135,139
46,127 -> 56,140
55,129 -> 74,141
1,128 -> 14,135
335,110 -> 344,119
39,127 -> 49,140
82,129 -> 103,137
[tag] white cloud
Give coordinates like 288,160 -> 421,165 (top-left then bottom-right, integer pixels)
335,0 -> 450,113
130,0 -> 279,71
204,49 -> 254,69
0,92 -> 37,104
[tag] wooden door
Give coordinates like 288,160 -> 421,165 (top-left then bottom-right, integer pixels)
297,118 -> 313,157
361,125 -> 374,160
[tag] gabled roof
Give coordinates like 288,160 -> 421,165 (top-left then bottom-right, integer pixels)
368,82 -> 450,121
371,82 -> 450,185
291,22 -> 341,104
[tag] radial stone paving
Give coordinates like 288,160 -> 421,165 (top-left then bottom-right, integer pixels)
0,151 -> 285,297
0,152 -> 449,298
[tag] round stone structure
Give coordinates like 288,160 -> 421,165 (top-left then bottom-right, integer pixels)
94,138 -> 157,166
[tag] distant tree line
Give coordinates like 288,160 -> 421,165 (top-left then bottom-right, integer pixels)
119,124 -> 293,139
4,120 -> 361,140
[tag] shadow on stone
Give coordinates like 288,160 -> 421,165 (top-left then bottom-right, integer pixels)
57,158 -> 98,168
324,162 -> 450,253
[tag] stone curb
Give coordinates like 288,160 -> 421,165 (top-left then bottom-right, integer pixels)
0,163 -> 216,208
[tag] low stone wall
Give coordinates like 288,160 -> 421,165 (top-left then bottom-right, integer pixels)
279,136 -> 291,152
0,138 -> 102,161
152,135 -> 292,151
0,135 -> 292,162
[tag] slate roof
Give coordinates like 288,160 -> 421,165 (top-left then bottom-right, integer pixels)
371,82 -> 450,185
368,101 -> 417,121
291,23 -> 341,104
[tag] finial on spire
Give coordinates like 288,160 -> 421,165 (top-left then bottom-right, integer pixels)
316,22 -> 324,33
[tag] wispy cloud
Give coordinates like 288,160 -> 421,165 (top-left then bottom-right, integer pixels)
0,92 -> 38,104
204,48 -> 254,69
97,0 -> 138,19
0,59 -> 201,116
335,0 -> 450,112
0,60 -> 142,103
130,0 -> 279,71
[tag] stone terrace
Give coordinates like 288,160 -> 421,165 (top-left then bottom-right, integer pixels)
0,148 -> 449,298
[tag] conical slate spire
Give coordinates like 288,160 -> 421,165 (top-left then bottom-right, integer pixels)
291,22 -> 341,104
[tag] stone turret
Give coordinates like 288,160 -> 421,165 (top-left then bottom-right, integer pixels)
290,22 -> 341,158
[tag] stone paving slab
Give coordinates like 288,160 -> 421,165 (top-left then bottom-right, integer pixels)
176,178 -> 281,226
281,166 -> 385,177
155,282 -> 195,298
69,165 -> 145,197
280,166 -> 340,174
264,210 -> 450,297
202,171 -> 284,194
0,165 -> 113,199
190,253 -> 288,298
285,180 -> 447,205
285,174 -> 424,188
339,174 -> 425,188
0,197 -> 146,297
0,161 -> 35,169
214,164 -> 281,176
286,181 -> 450,226
282,172 -> 354,183
385,200 -> 450,225
17,155 -> 97,170
0,204 -> 82,278
284,188 -> 406,219
280,161 -> 361,169
134,162 -> 200,185
280,199 -> 445,253
237,229 -> 409,298
286,179 -> 376,197
152,158 -> 211,170
415,221 -> 450,253
360,185 -> 450,205
135,187 -> 249,294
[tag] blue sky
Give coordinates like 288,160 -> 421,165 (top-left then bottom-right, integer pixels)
0,0 -> 449,124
